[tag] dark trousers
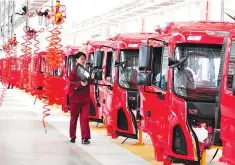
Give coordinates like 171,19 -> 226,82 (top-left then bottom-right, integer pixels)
69,103 -> 91,140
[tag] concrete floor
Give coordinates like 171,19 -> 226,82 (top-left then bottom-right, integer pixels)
0,91 -> 101,165
0,86 -> 225,165
0,87 -> 150,165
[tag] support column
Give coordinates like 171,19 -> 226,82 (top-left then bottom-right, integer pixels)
199,0 -> 208,21
25,0 -> 30,27
101,26 -> 109,40
188,0 -> 191,21
208,0 -> 223,21
2,0 -> 6,44
7,0 -> 11,39
141,17 -> 144,32
118,23 -> 125,34
221,0 -> 224,21
11,0 -> 15,38
0,2 -> 2,43
0,1 -> 2,59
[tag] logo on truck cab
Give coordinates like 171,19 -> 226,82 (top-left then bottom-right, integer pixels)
129,97 -> 135,100
188,109 -> 198,115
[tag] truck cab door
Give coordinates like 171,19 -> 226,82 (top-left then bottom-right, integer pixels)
140,46 -> 169,139
64,55 -> 74,107
102,51 -> 115,123
217,31 -> 235,165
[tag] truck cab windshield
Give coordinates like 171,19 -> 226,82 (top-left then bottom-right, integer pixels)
173,44 -> 222,101
118,49 -> 139,90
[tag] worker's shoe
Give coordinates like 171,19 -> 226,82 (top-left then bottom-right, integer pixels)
70,138 -> 76,143
82,139 -> 90,144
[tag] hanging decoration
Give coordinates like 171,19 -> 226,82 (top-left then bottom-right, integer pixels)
23,26 -> 45,96
36,0 -> 66,133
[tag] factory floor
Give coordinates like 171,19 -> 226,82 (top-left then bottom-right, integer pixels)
0,86 -> 224,165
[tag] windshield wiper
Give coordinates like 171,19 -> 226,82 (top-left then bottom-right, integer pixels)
170,52 -> 209,68
177,87 -> 215,99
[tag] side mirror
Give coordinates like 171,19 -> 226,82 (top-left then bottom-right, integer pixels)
115,60 -> 126,67
108,85 -> 113,90
75,64 -> 91,82
93,51 -> 104,69
138,45 -> 153,71
168,56 -> 189,69
120,52 -> 127,68
168,56 -> 179,67
37,86 -> 43,90
232,75 -> 235,96
137,72 -> 152,86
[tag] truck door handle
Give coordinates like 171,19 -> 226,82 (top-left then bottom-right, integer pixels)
157,92 -> 164,100
108,85 -> 112,90
147,110 -> 151,117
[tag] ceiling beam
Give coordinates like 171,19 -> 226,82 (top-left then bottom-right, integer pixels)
62,0 -> 187,36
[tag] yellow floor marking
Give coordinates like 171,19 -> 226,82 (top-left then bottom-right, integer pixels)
90,122 -> 159,164
114,142 -> 161,165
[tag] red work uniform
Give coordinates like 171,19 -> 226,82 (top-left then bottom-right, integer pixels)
68,65 -> 91,140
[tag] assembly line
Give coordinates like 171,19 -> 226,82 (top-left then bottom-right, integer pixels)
0,0 -> 235,165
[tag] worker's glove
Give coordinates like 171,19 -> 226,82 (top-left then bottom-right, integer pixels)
74,87 -> 80,91
81,81 -> 88,86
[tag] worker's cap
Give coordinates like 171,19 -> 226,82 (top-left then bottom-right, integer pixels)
75,52 -> 86,59
56,0 -> 60,2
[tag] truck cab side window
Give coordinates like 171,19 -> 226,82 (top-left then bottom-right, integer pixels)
41,57 -> 45,73
53,68 -> 61,77
41,57 -> 52,76
33,57 -> 38,72
67,55 -> 75,76
152,47 -> 168,90
87,53 -> 94,72
227,42 -> 235,89
105,51 -> 114,83
88,53 -> 94,64
58,56 -> 67,77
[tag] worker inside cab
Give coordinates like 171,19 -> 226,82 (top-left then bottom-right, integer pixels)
68,52 -> 94,144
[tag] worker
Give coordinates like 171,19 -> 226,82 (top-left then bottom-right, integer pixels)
68,52 -> 92,144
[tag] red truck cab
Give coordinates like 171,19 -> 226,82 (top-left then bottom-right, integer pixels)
1,58 -> 10,85
8,56 -> 20,88
29,51 -> 49,100
85,40 -> 118,123
19,54 -> 32,91
13,57 -> 21,88
93,33 -> 157,139
137,22 -> 235,165
216,29 -> 235,165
